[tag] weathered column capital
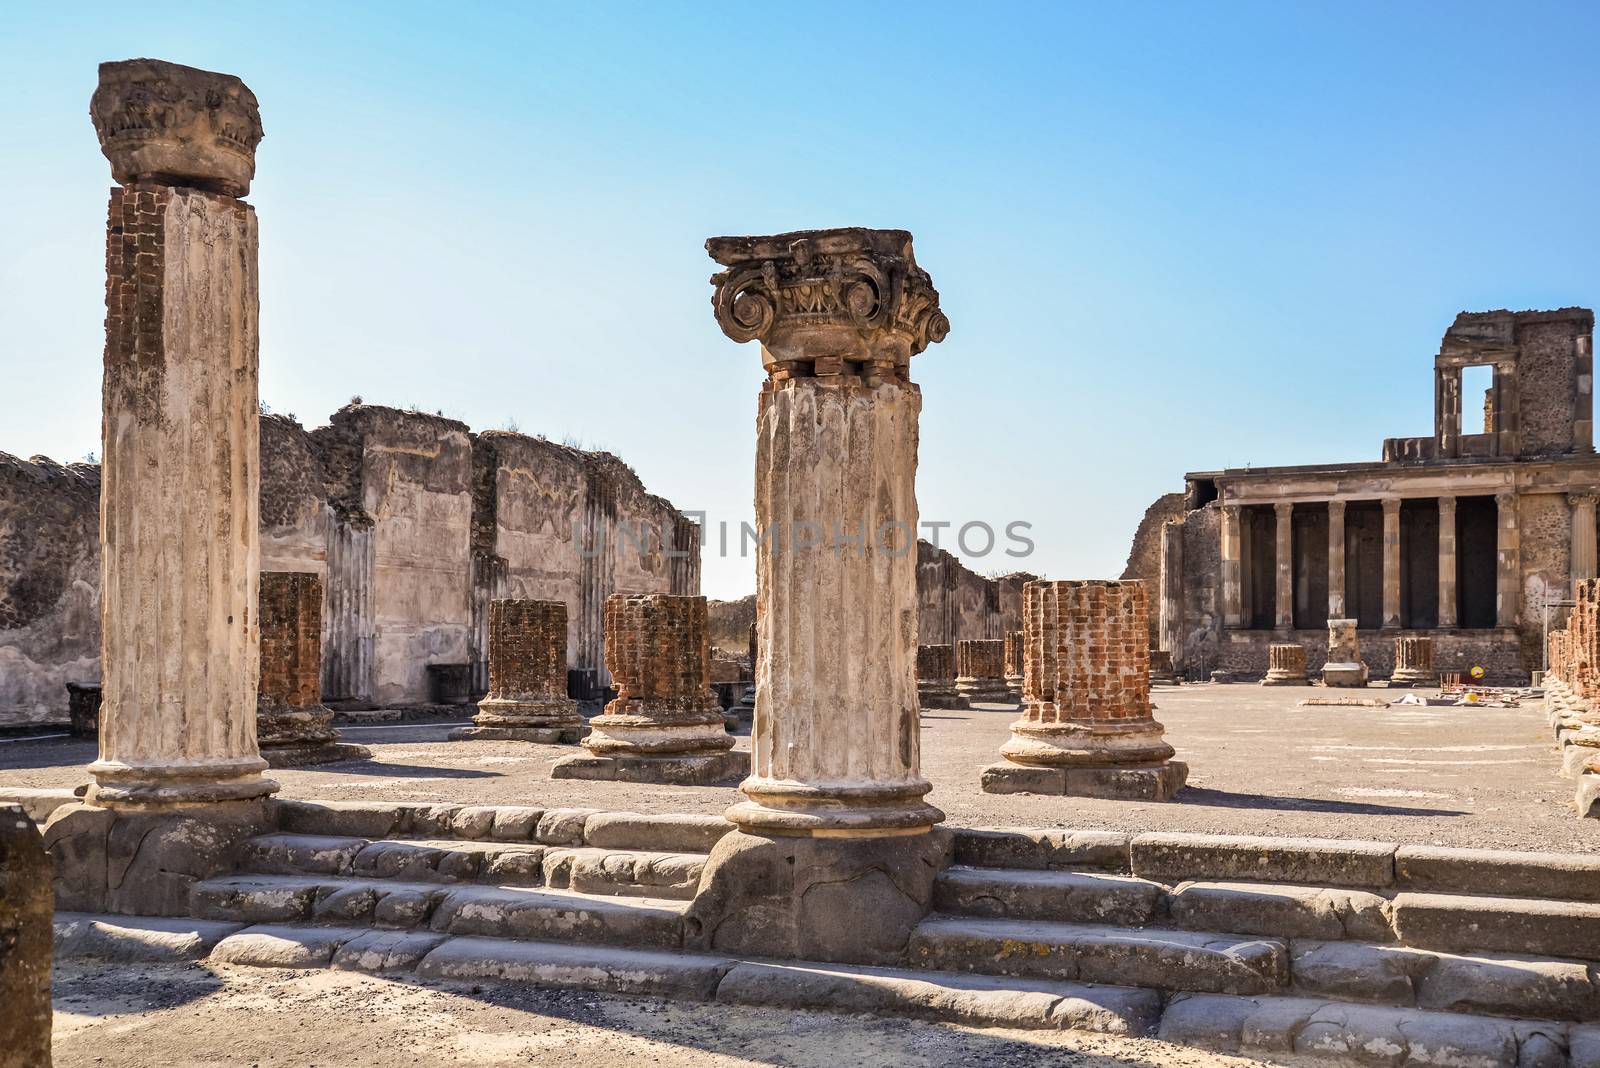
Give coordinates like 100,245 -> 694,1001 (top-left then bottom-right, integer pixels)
1496,490 -> 1518,510
91,58 -> 263,196
1570,492 -> 1600,508
1273,501 -> 1293,518
1438,494 -> 1457,512
1382,497 -> 1402,516
1327,499 -> 1346,519
707,228 -> 949,379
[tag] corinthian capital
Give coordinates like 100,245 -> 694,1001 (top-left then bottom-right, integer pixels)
91,59 -> 263,196
706,227 -> 949,379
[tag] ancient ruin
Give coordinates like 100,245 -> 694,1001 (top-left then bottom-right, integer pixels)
1261,642 -> 1308,686
451,599 -> 582,742
1389,635 -> 1438,687
955,638 -> 1010,704
915,643 -> 968,710
983,579 -> 1187,799
1002,629 -> 1024,700
1323,618 -> 1368,687
0,806 -> 51,1068
257,572 -> 370,766
552,594 -> 745,784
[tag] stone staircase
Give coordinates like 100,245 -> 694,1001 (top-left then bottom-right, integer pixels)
44,798 -> 1600,1066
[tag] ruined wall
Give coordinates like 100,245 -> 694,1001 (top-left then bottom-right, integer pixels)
0,454 -> 101,726
1121,492 -> 1187,646
1519,491 -> 1571,667
707,595 -> 757,657
1177,504 -> 1220,677
1518,315 -> 1587,456
914,540 -> 1025,646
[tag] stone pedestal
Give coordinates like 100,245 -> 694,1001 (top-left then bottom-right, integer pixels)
956,639 -> 1012,704
984,580 -> 1187,800
1148,649 -> 1180,686
257,572 -> 369,767
1322,618 -> 1369,687
451,599 -> 583,743
1389,635 -> 1439,688
87,59 -> 278,808
553,594 -> 746,784
1002,629 -> 1025,700
0,806 -> 51,1068
1261,642 -> 1308,686
916,643 -> 969,710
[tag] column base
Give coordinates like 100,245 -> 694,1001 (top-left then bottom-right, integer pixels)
455,695 -> 584,743
1322,663 -> 1370,688
1004,674 -> 1024,701
1261,672 -> 1309,686
956,676 -> 1014,704
999,718 -> 1176,767
916,681 -> 970,710
550,749 -> 749,786
582,710 -> 733,756
447,725 -> 585,744
1387,670 -> 1439,688
981,760 -> 1188,801
85,756 -> 279,809
262,741 -> 373,768
726,777 -> 944,837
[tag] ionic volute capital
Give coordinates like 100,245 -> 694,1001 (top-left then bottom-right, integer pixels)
707,227 -> 949,380
1570,492 -> 1599,509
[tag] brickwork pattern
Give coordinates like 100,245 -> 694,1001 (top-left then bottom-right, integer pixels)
1003,630 -> 1024,677
486,599 -> 570,701
1019,580 -> 1150,724
917,644 -> 955,681
602,594 -> 719,716
258,572 -> 323,709
956,639 -> 1005,680
1267,643 -> 1307,677
1394,636 -> 1436,674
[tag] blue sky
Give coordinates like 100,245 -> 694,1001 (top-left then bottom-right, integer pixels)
3,2 -> 1598,598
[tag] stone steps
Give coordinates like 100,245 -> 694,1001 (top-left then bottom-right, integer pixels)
59,913 -> 1600,1066
239,832 -> 704,899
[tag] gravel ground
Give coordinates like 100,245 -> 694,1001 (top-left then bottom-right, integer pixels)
4,682 -> 1589,853
51,960 -> 1267,1067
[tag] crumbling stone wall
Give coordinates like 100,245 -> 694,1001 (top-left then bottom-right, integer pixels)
916,541 -> 1028,646
1520,491 -> 1571,667
1518,312 -> 1592,455
707,595 -> 757,657
1121,491 -> 1187,647
0,454 -> 100,725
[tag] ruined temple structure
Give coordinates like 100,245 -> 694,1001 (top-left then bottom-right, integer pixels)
451,599 -> 583,743
1128,309 -> 1599,683
955,639 -> 1011,704
257,572 -> 371,766
1002,630 -> 1024,700
1541,580 -> 1600,815
984,580 -> 1187,800
915,643 -> 968,710
552,594 -> 745,784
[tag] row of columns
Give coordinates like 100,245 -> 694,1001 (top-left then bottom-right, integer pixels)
1219,492 -> 1563,632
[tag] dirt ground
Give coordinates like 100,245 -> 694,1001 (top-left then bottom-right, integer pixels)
51,960 -> 1266,1068
3,682 -> 1587,853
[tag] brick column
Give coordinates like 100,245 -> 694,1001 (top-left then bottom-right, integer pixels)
1274,502 -> 1294,629
956,638 -> 1010,704
1438,496 -> 1458,628
87,60 -> 277,807
257,572 -> 370,767
1381,498 -> 1402,629
1002,630 -> 1025,701
1389,635 -> 1438,687
1220,503 -> 1243,629
1571,493 -> 1598,588
983,580 -> 1186,800
450,599 -> 582,743
553,594 -> 746,784
916,644 -> 967,710
1327,500 -> 1347,620
1261,643 -> 1308,686
1496,491 -> 1521,628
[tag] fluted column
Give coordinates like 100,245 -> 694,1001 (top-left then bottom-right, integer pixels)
1496,491 -> 1521,628
1327,500 -> 1346,620
1274,502 -> 1294,629
1571,493 -> 1598,589
707,227 -> 949,836
1159,520 -> 1184,666
1437,496 -> 1457,628
1381,498 -> 1402,629
87,60 -> 277,806
1220,503 -> 1243,629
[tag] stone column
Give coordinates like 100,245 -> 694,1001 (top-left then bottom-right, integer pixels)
1381,498 -> 1402,629
956,639 -> 1011,704
553,594 -> 747,784
450,599 -> 582,742
1158,519 -> 1184,667
916,644 -> 967,710
983,580 -> 1186,799
1496,364 -> 1521,456
1437,366 -> 1462,458
0,806 -> 51,1068
1274,502 -> 1294,629
1323,618 -> 1368,687
1390,636 -> 1438,687
1438,496 -> 1458,628
87,59 -> 277,807
688,228 -> 951,968
1220,503 -> 1243,629
257,572 -> 371,767
1571,493 -> 1598,588
1261,643 -> 1308,686
1327,500 -> 1347,620
1496,491 -> 1521,628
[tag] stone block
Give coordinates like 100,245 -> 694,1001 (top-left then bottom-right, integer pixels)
979,763 -> 1066,795
1131,832 -> 1396,889
1391,891 -> 1600,958
1395,845 -> 1600,902
581,812 -> 733,855
330,930 -> 449,974
950,827 -> 1131,872
933,867 -> 1164,926
416,936 -> 732,1000
550,749 -> 749,786
53,913 -> 243,963
535,808 -> 600,846
272,799 -> 408,839
1168,881 -> 1393,942
1062,763 -> 1188,801
211,925 -> 365,968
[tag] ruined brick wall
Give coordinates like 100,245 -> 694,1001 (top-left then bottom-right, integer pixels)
603,594 -> 713,712
917,643 -> 955,680
258,572 -> 323,709
0,454 -> 101,725
1021,580 -> 1150,721
260,414 -> 332,578
486,598 -> 569,701
956,638 -> 1005,680
1121,492 -> 1188,647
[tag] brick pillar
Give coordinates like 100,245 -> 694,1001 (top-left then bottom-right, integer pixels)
1003,629 -> 1025,700
1274,502 -> 1294,629
983,579 -> 1187,800
450,599 -> 582,742
87,59 -> 277,807
1323,618 -> 1368,687
916,643 -> 967,710
1496,491 -> 1521,628
1261,643 -> 1308,686
1389,635 -> 1438,687
1571,493 -> 1598,589
1327,500 -> 1347,620
1381,498 -> 1402,629
1438,496 -> 1458,628
956,639 -> 1011,704
1220,503 -> 1243,629
553,594 -> 746,784
257,572 -> 370,766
